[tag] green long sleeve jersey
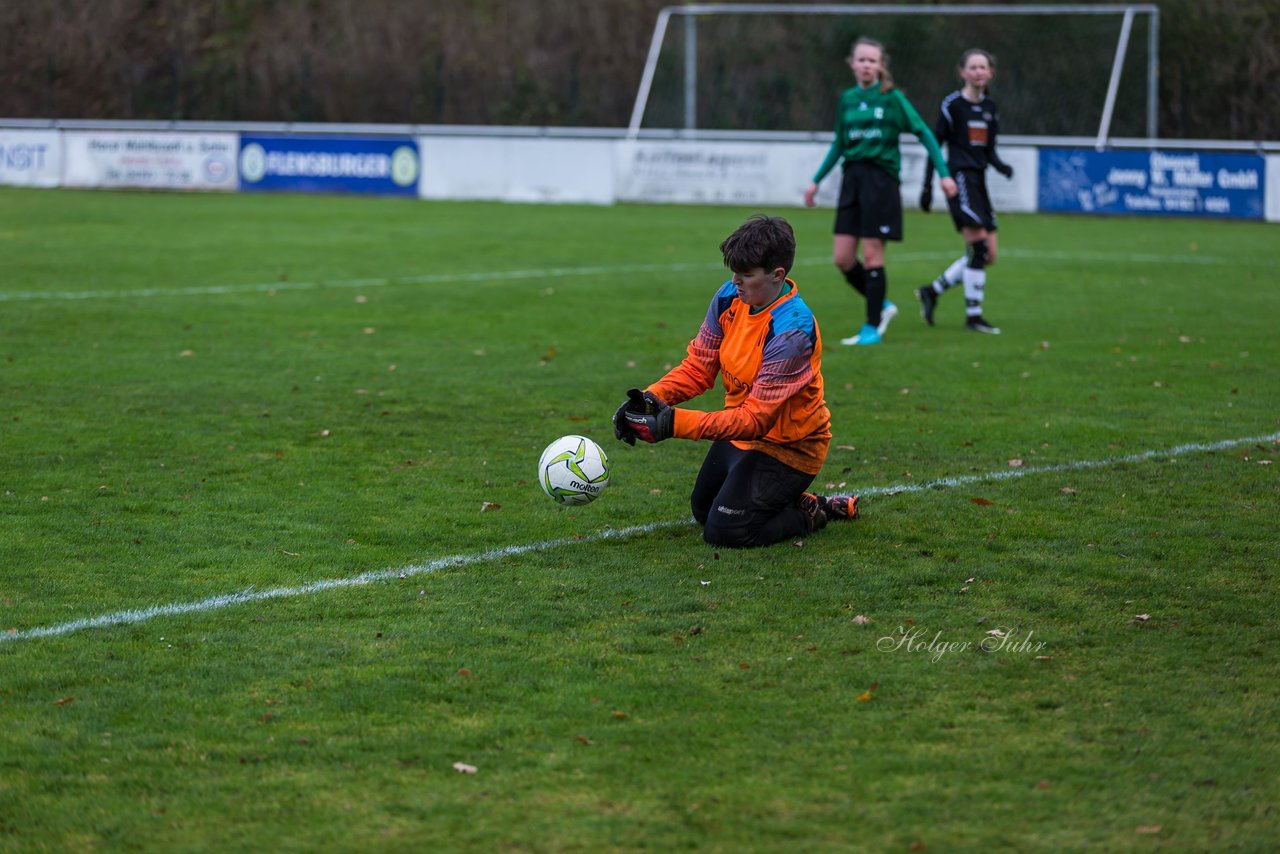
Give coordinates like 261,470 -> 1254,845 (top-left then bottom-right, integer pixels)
811,83 -> 952,184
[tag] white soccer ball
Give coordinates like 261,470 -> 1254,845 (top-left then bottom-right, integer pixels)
538,435 -> 610,505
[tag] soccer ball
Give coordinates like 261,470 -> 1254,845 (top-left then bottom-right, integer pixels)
538,435 -> 610,505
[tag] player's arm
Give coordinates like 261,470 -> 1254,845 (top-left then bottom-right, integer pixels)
897,91 -> 951,181
987,107 -> 1014,178
920,109 -> 948,212
806,101 -> 846,205
669,329 -> 814,442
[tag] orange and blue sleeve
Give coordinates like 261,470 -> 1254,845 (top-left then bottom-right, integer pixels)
672,326 -> 817,442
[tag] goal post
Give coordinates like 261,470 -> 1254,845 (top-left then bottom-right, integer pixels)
626,3 -> 1159,146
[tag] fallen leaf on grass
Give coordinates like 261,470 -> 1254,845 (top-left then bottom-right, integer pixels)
457,668 -> 472,677
1060,486 -> 1077,495
611,710 -> 629,719
54,696 -> 75,706
452,762 -> 478,774
1131,614 -> 1151,624
971,497 -> 994,506
852,614 -> 870,626
479,501 -> 501,512
1136,825 -> 1161,834
575,735 -> 593,746
1008,459 -> 1024,468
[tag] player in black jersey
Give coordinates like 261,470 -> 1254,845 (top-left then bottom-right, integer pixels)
917,49 -> 1014,334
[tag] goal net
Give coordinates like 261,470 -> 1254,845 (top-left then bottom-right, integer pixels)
627,3 -> 1158,143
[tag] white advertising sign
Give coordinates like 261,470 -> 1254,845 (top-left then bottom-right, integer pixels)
0,130 -> 61,187
63,131 -> 237,191
418,136 -> 614,204
615,140 -> 827,206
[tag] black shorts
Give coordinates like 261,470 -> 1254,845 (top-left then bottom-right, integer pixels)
835,160 -> 903,241
947,169 -> 998,232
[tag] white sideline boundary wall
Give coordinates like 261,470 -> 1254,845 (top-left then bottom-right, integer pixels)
1268,155 -> 1280,222
0,121 -> 1275,221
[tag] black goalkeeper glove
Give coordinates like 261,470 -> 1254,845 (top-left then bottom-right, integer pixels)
612,387 -> 664,446
995,162 -> 1014,179
919,185 -> 933,213
623,397 -> 674,444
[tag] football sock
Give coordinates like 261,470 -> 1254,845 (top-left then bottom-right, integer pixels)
842,262 -> 866,296
963,239 -> 988,318
864,266 -> 886,327
933,256 -> 966,293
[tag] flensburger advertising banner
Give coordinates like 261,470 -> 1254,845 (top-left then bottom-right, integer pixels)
0,129 -> 61,187
1039,148 -> 1264,219
238,135 -> 419,195
63,131 -> 236,190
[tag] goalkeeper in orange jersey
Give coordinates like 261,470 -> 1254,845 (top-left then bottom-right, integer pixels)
612,215 -> 857,548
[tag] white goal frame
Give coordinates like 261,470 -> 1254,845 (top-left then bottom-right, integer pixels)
626,3 -> 1159,148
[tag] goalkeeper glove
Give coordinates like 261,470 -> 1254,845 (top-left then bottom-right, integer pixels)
994,162 -> 1014,179
624,399 -> 674,444
612,387 -> 664,446
919,186 -> 932,213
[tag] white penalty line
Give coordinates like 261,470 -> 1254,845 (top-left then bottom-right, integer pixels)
3,431 -> 1276,645
0,248 -> 1235,303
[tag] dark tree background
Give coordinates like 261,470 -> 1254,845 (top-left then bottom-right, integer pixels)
1,0 -> 1276,140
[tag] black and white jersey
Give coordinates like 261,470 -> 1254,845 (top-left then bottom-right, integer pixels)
934,90 -> 1008,174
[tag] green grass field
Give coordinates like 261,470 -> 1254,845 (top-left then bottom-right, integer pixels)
1,186 -> 1277,851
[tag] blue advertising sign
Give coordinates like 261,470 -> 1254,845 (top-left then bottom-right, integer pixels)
238,135 -> 419,196
1039,148 -> 1263,220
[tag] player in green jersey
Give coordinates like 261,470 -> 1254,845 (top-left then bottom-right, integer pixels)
804,37 -> 957,346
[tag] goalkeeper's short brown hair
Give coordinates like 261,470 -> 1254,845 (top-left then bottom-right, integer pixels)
720,215 -> 796,276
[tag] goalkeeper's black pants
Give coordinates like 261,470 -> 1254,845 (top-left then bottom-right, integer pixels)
691,440 -> 816,548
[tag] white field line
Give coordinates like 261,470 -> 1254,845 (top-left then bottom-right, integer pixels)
3,431 -> 1276,646
1,521 -> 681,645
849,431 -> 1280,498
0,249 -> 1234,303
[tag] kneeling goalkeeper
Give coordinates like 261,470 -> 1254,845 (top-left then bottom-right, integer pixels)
613,214 -> 857,548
